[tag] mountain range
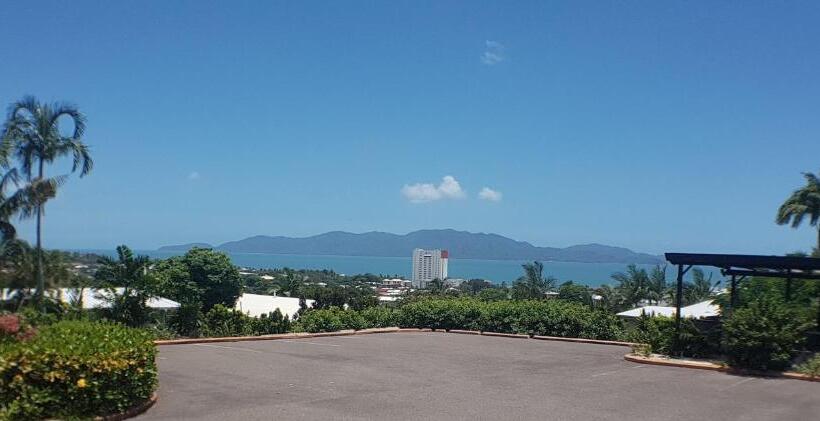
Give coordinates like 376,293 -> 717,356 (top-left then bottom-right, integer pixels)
158,229 -> 662,264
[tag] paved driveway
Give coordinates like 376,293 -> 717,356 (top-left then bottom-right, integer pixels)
140,332 -> 820,420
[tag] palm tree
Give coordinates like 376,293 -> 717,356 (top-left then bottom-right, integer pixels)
593,284 -> 624,312
2,96 -> 93,308
646,265 -> 667,305
611,264 -> 649,308
0,168 -> 20,243
777,171 -> 820,254
94,245 -> 156,326
512,261 -> 555,300
0,241 -> 71,308
275,270 -> 303,297
684,268 -> 719,305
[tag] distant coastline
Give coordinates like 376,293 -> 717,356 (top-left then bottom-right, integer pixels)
158,229 -> 662,265
76,249 -> 692,287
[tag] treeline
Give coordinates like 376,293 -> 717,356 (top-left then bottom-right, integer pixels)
413,261 -> 721,313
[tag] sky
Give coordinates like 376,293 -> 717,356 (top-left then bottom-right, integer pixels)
1,1 -> 820,255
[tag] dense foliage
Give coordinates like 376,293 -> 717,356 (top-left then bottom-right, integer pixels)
557,281 -> 593,305
296,307 -> 367,332
0,320 -> 156,420
200,304 -> 291,337
94,245 -> 157,327
510,261 -> 555,300
795,353 -> 820,377
776,170 -> 820,253
2,96 -> 94,309
299,284 -> 378,311
625,314 -> 717,357
602,265 -> 719,312
298,298 -> 624,340
722,295 -> 812,371
155,248 -> 242,312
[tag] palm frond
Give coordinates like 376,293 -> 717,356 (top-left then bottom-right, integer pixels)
777,171 -> 820,228
50,102 -> 86,140
0,220 -> 16,242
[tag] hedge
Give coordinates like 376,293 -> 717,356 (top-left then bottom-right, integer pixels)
295,298 -> 624,340
0,320 -> 157,420
296,307 -> 367,333
398,298 -> 624,340
625,314 -> 717,357
200,304 -> 291,337
722,296 -> 812,371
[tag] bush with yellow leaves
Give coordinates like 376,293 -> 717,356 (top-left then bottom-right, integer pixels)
0,320 -> 157,420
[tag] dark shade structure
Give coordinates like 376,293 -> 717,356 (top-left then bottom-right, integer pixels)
664,252 -> 820,350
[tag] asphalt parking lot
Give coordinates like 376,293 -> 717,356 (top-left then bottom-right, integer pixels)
141,332 -> 820,420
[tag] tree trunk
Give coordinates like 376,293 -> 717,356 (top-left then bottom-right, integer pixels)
816,225 -> 820,255
35,159 -> 45,311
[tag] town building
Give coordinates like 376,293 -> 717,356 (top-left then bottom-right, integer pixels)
411,248 -> 449,288
381,278 -> 413,288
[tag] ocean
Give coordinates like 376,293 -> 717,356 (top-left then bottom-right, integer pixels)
78,250 -> 722,287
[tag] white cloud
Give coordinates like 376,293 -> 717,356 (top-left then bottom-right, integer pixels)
478,187 -> 503,202
187,171 -> 200,180
402,175 -> 466,203
480,40 -> 505,65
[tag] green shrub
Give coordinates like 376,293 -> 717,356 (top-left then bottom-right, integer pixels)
511,300 -> 622,339
297,308 -> 366,333
476,300 -> 528,333
398,298 -> 482,331
477,288 -> 508,302
795,353 -> 820,377
359,306 -> 399,328
15,306 -> 64,328
251,310 -> 291,335
198,304 -> 290,337
201,304 -> 254,337
580,309 -> 625,341
723,296 -> 812,371
0,320 -> 157,420
100,295 -> 152,328
168,303 -> 203,337
395,298 -> 623,340
625,314 -> 713,357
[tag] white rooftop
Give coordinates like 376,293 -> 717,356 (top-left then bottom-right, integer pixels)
1,288 -> 180,309
617,300 -> 720,319
234,293 -> 315,318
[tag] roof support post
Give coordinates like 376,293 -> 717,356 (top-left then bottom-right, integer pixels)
729,274 -> 738,313
674,264 -> 692,352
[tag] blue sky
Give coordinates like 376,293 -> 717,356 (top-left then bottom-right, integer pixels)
1,1 -> 819,255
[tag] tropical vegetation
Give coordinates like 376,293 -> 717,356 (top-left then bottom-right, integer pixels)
777,170 -> 820,256
1,93 -> 819,420
722,294 -> 813,371
1,96 -> 93,309
0,318 -> 156,420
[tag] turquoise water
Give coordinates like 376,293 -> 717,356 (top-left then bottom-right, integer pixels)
78,250 -> 722,288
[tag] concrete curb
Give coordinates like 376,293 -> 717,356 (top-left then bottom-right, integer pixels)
480,331 -> 529,339
153,326 -> 632,350
624,353 -> 820,383
154,327 -> 399,346
625,353 -> 728,372
435,329 -> 634,347
533,335 -> 635,347
447,329 -> 480,335
93,393 -> 158,421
